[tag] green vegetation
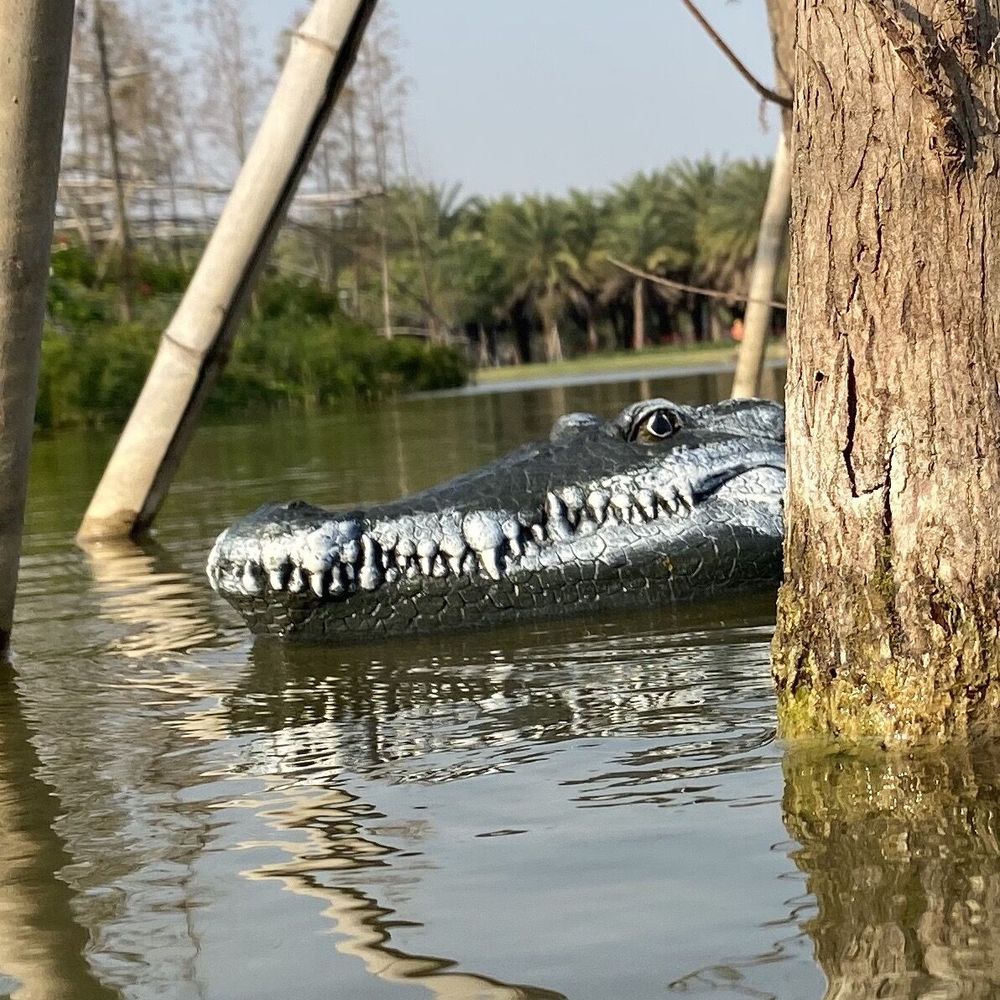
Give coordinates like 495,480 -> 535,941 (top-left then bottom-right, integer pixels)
284,157 -> 784,366
42,157 -> 783,431
37,244 -> 468,430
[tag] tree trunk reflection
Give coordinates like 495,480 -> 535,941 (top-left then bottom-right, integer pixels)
784,744 -> 1000,999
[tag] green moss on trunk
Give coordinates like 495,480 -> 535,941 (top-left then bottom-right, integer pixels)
773,578 -> 1000,743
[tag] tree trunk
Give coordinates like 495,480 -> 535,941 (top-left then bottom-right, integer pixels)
772,2 -> 1000,741
0,1 -> 74,656
731,0 -> 794,399
631,277 -> 646,351
586,315 -> 599,352
379,219 -> 393,339
544,316 -> 563,363
730,131 -> 791,398
93,0 -> 134,323
77,0 -> 376,543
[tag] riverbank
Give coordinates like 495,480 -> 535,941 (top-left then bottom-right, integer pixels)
462,342 -> 787,394
474,342 -> 787,385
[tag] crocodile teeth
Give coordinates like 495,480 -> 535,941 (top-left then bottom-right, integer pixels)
656,486 -> 679,514
330,566 -> 346,596
440,533 -> 467,557
531,523 -> 546,543
502,519 -> 523,557
462,512 -> 504,552
432,555 -> 448,578
418,538 -> 438,576
637,490 -> 656,520
447,553 -> 463,574
480,548 -> 503,580
309,570 -> 326,598
288,566 -> 305,593
611,494 -> 631,520
268,566 -> 288,590
359,536 -> 383,591
587,490 -> 609,524
242,562 -> 263,595
545,493 -> 573,540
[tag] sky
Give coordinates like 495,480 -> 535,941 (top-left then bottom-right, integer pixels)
229,1 -> 779,198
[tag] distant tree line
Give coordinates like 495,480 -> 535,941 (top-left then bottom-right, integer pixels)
56,0 -> 785,367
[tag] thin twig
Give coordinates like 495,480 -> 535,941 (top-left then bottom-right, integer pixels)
680,0 -> 793,110
607,256 -> 787,311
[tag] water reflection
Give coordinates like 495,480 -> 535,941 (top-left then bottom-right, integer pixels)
80,538 -> 224,658
0,662 -> 119,1000
242,779 -> 567,999
783,744 -> 1000,999
2,371 -> 839,1000
229,595 -> 780,801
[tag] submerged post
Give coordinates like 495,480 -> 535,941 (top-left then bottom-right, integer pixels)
0,1 -> 76,656
77,0 -> 377,543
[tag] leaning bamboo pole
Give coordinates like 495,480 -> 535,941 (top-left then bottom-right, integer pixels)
0,1 -> 76,656
78,0 -> 377,542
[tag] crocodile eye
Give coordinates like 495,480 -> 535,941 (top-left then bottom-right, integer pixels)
634,408 -> 681,442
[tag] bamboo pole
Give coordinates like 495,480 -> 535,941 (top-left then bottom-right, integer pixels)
730,0 -> 794,400
77,0 -> 377,542
730,131 -> 792,399
0,1 -> 76,656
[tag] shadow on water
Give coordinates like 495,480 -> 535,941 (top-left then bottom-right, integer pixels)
783,743 -> 1000,1000
0,661 -> 120,1000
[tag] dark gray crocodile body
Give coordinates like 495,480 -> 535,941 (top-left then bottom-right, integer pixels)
207,398 -> 786,641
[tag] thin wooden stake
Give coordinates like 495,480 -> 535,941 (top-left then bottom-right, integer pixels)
77,0 -> 377,543
0,0 -> 76,656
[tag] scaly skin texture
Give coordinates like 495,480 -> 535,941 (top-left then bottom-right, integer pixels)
207,398 -> 786,641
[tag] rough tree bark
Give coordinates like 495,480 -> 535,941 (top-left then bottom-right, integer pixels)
77,0 -> 376,542
0,1 -> 75,657
773,0 -> 1000,741
731,0 -> 794,399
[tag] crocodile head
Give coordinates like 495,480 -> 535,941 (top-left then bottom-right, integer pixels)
207,398 -> 785,641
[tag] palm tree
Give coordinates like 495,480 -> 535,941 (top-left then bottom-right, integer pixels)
487,195 -> 579,362
562,190 -> 608,351
391,181 -> 469,341
599,171 -> 693,350
696,159 -> 774,297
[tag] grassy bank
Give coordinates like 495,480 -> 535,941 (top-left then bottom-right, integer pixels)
474,341 -> 787,385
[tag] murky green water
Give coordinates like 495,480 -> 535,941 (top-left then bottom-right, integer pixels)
6,372 -> 1000,999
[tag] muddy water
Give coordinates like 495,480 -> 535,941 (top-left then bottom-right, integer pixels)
6,373 -> 1000,999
